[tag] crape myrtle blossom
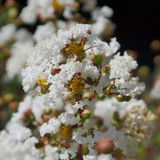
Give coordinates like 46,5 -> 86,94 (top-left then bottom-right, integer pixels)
6,94 -> 64,133
1,25 -> 34,80
22,24 -> 144,108
20,0 -> 98,24
6,95 -> 46,125
6,40 -> 34,79
5,93 -> 157,159
109,52 -> 145,97
0,0 -> 158,159
19,0 -> 115,39
0,24 -> 16,45
0,131 -> 43,160
94,97 -> 157,147
33,22 -> 56,43
22,24 -> 122,106
92,5 -> 115,37
0,24 -> 32,45
20,0 -> 76,24
5,23 -> 154,160
94,98 -> 146,126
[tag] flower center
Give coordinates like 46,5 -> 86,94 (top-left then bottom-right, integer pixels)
61,39 -> 86,61
57,125 -> 72,141
37,77 -> 47,88
37,77 -> 50,94
69,74 -> 85,95
66,41 -> 84,57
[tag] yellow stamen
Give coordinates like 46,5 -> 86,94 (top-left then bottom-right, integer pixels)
64,41 -> 84,58
57,125 -> 71,141
69,75 -> 85,95
37,77 -> 47,88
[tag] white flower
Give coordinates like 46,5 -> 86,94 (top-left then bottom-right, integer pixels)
60,143 -> 78,159
15,28 -> 33,42
7,125 -> 31,141
83,155 -> 97,160
94,97 -> 147,126
72,127 -> 94,145
34,22 -> 56,43
98,154 -> 115,160
0,131 -> 42,160
60,152 -> 69,160
38,0 -> 53,18
92,6 -> 113,20
109,52 -> 145,97
20,6 -> 38,24
6,40 -> 34,79
109,52 -> 138,80
40,118 -> 61,137
44,145 -> 59,160
22,24 -> 119,106
92,17 -> 115,36
115,77 -> 145,97
6,95 -> 46,127
20,0 -> 38,24
0,24 -> 16,44
58,113 -> 80,125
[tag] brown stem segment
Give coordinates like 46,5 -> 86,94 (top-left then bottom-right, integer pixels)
77,144 -> 83,160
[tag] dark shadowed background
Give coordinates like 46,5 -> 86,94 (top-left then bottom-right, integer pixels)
99,0 -> 160,69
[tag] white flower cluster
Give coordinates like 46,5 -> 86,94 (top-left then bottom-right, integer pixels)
109,52 -> 145,97
19,0 -> 114,38
20,0 -> 75,24
5,92 -> 156,160
0,131 -> 42,160
6,40 -> 34,79
19,24 -> 152,159
92,6 -> 115,36
0,24 -> 32,45
0,24 -> 34,80
22,24 -> 121,106
94,98 -> 146,126
0,1 -> 157,160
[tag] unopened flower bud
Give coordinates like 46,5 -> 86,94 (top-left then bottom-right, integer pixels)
21,109 -> 35,123
82,145 -> 89,155
45,107 -> 52,115
83,92 -> 92,99
104,65 -> 110,74
8,8 -> 18,19
96,137 -> 114,154
112,112 -> 120,121
81,109 -> 91,119
93,54 -> 103,67
28,114 -> 35,123
98,93 -> 105,100
116,94 -> 131,102
42,111 -> 55,122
